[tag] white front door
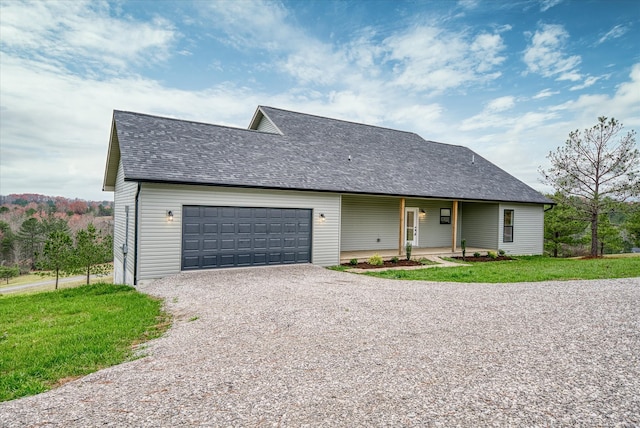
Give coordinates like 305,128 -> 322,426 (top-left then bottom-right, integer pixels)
405,207 -> 419,247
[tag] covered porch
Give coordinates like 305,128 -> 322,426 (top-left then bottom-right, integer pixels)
340,246 -> 493,264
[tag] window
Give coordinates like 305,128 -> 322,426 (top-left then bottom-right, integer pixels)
503,209 -> 514,242
440,208 -> 451,224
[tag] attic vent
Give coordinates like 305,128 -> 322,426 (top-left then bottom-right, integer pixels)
256,116 -> 279,134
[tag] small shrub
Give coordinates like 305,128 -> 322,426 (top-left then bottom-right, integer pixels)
498,249 -> 506,256
0,265 -> 20,284
349,258 -> 359,266
461,239 -> 466,261
391,256 -> 399,263
368,253 -> 384,266
473,252 -> 481,258
487,251 -> 497,259
405,243 -> 412,260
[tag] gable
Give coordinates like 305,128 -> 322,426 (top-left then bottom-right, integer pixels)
248,107 -> 282,134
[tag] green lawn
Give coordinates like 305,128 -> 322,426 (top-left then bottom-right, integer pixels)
0,284 -> 170,402
362,255 -> 640,282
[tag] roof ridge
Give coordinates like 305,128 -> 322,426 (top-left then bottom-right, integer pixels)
113,110 -> 278,136
258,105 -> 422,137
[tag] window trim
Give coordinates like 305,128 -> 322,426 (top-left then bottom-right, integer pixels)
503,209 -> 514,243
440,208 -> 451,224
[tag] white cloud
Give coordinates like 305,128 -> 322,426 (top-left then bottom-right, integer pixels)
569,75 -> 603,91
384,27 -> 506,94
486,96 -> 516,112
523,24 -> 581,81
533,88 -> 559,99
540,0 -> 564,12
597,24 -> 629,45
0,0 -> 177,73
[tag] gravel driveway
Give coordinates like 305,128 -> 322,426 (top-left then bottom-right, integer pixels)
2,265 -> 639,427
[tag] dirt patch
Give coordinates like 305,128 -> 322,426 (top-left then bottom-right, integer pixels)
451,256 -> 514,262
341,259 -> 424,269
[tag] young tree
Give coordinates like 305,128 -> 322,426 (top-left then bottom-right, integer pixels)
0,265 -> 20,284
540,117 -> 640,256
75,224 -> 112,284
41,230 -> 75,289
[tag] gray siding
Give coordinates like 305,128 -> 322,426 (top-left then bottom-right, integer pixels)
406,199 -> 457,247
136,184 -> 340,283
340,195 -> 400,251
113,161 -> 137,285
499,204 -> 544,255
461,202 -> 499,249
256,116 -> 280,134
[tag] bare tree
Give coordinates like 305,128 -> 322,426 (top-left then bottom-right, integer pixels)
540,117 -> 639,256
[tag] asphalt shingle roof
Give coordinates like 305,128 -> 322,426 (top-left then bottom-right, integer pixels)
109,106 -> 551,204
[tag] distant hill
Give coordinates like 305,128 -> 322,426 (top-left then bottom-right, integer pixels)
0,193 -> 113,217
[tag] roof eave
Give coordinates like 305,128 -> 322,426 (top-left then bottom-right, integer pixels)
122,177 -> 551,205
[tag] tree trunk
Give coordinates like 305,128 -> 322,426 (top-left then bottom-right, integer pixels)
86,266 -> 90,285
553,232 -> 559,257
590,211 -> 599,257
55,268 -> 59,290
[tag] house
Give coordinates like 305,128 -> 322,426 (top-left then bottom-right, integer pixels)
103,106 -> 552,285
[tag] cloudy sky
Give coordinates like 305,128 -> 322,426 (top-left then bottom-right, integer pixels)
1,0 -> 639,201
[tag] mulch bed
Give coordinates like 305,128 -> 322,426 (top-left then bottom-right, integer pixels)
341,259 -> 423,269
451,256 -> 514,262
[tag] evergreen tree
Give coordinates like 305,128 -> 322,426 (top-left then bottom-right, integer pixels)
75,224 -> 113,284
41,230 -> 74,289
544,194 -> 588,257
17,218 -> 45,269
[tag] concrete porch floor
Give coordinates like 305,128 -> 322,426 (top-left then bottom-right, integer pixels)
340,247 -> 494,263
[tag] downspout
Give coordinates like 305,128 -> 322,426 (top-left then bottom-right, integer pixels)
123,206 -> 129,285
544,204 -> 554,212
133,182 -> 141,286
398,198 -> 406,255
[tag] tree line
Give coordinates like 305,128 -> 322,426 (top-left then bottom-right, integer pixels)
541,117 -> 639,257
0,201 -> 113,288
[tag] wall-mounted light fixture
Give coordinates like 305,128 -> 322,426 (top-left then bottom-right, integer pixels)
167,210 -> 174,222
419,208 -> 426,218
319,213 -> 326,222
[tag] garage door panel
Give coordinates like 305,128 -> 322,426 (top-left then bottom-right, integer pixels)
202,255 -> 218,268
184,223 -> 201,234
254,238 -> 267,249
203,207 -> 219,217
203,239 -> 218,250
221,239 -> 235,250
221,223 -> 235,234
182,206 -> 312,270
184,206 -> 201,217
269,238 -> 282,248
203,223 -> 218,234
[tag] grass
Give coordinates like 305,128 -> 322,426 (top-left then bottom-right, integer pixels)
0,283 -> 170,402
361,255 -> 640,283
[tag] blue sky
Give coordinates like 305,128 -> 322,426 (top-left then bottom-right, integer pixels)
1,0 -> 638,201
